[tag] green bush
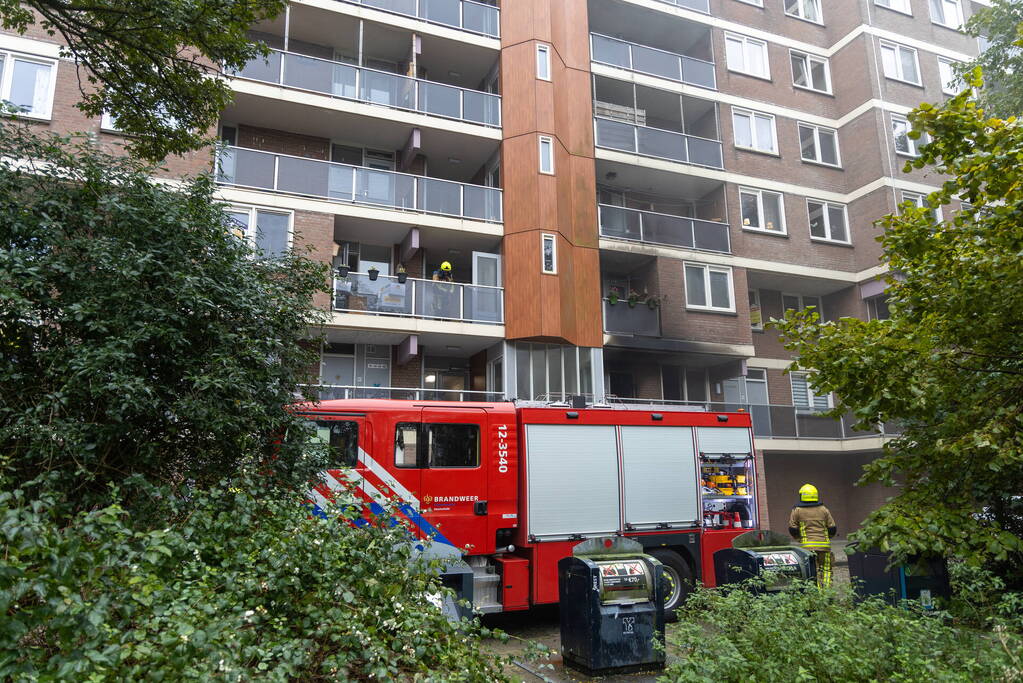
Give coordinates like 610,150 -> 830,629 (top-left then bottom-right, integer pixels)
662,583 -> 1022,683
0,474 -> 507,681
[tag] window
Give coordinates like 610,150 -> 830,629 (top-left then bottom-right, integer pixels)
732,108 -> 777,154
514,343 -> 594,400
807,200 -> 850,243
309,420 -> 359,468
100,111 -> 120,132
536,43 -> 551,81
892,114 -> 927,156
875,0 -> 911,14
880,41 -> 921,85
428,424 -> 480,467
782,293 -> 822,315
736,0 -> 764,5
725,33 -> 770,79
739,187 -> 785,233
541,233 -> 557,274
227,206 -> 292,257
798,123 -> 840,166
684,263 -> 734,312
790,51 -> 831,93
394,423 -> 419,468
784,0 -> 822,23
901,191 -> 942,222
538,135 -> 554,175
790,372 -> 832,412
0,52 -> 55,118
937,57 -> 961,95
749,289 -> 763,330
929,0 -> 963,29
866,294 -> 891,321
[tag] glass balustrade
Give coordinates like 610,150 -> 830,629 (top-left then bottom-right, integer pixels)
333,273 -> 504,323
598,204 -> 731,253
603,300 -> 661,336
231,49 -> 501,127
648,0 -> 710,13
594,117 -> 723,168
217,147 -> 503,222
339,0 -> 500,37
590,33 -> 716,90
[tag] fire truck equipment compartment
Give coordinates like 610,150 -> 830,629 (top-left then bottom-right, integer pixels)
696,426 -> 752,454
621,427 -> 699,529
558,537 -> 666,676
713,530 -> 816,592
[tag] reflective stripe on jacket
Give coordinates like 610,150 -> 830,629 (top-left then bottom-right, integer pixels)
789,504 -> 835,550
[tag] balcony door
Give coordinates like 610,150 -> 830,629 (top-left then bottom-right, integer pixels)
469,252 -> 502,323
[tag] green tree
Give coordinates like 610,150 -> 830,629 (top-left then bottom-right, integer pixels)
774,80 -> 1023,590
0,121 -> 328,507
959,0 -> 1023,117
0,0 -> 285,160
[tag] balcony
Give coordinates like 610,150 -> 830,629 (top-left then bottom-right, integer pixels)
590,33 -> 715,90
594,117 -> 723,169
334,272 -> 504,324
230,49 -> 501,128
338,0 -> 499,38
217,147 -> 503,223
599,204 -> 730,253
306,384 -> 504,401
603,299 -> 661,337
649,0 -> 710,13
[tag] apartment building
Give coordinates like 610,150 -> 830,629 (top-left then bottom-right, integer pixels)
0,0 -> 984,534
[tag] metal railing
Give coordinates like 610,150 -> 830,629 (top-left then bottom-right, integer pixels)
590,33 -> 716,90
216,146 -> 503,223
334,272 -> 504,324
603,299 -> 661,336
338,0 -> 500,37
230,49 -> 501,127
598,203 -> 731,253
606,399 -> 902,440
303,384 -> 505,401
594,117 -> 724,169
649,0 -> 710,13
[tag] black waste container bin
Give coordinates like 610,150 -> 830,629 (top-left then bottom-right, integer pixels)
558,537 -> 666,676
846,545 -> 950,609
714,530 -> 817,592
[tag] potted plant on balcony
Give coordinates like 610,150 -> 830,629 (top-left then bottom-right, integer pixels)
336,262 -> 350,279
646,293 -> 661,310
607,286 -> 620,306
367,265 -> 380,281
396,263 -> 408,284
627,288 -> 640,308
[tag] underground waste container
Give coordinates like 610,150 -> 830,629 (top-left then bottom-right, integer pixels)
558,537 -> 666,676
714,529 -> 817,592
846,544 -> 950,609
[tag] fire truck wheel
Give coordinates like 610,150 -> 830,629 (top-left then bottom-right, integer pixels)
649,549 -> 693,622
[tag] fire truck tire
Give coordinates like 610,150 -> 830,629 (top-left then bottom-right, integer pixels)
649,549 -> 693,622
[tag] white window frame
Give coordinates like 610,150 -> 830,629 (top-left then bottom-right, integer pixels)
739,186 -> 786,235
536,43 -> 551,82
875,0 -> 911,14
100,111 -> 121,132
879,41 -> 921,86
0,50 -> 57,120
782,292 -> 823,317
724,33 -> 770,80
684,262 -> 735,312
891,114 -> 925,157
541,233 -> 557,274
736,0 -> 764,5
937,56 -> 961,95
797,122 -> 841,167
749,289 -> 763,330
806,199 -> 851,244
789,50 -> 832,94
731,107 -> 777,154
784,0 -> 823,24
929,0 -> 963,29
538,135 -> 554,175
901,191 -> 943,222
790,371 -> 833,412
227,205 -> 294,255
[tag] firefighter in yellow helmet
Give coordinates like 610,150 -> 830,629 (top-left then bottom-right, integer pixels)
432,261 -> 453,282
788,483 -> 837,587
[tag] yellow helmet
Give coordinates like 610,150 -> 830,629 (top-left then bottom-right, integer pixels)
440,261 -> 452,271
799,483 -> 819,503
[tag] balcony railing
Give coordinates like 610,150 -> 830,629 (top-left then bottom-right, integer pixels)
603,299 -> 661,337
217,147 -> 503,223
598,204 -> 731,254
590,33 -> 715,90
605,399 -> 902,440
649,0 -> 710,13
594,117 -> 723,169
304,384 -> 505,401
334,272 -> 504,324
230,49 -> 501,127
338,0 -> 500,38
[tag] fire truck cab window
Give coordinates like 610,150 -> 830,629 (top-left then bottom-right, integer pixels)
311,420 -> 358,468
394,423 -> 419,468
428,424 -> 480,468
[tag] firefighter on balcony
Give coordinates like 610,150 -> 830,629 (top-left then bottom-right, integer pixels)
430,261 -> 455,319
432,261 -> 454,282
788,483 -> 837,587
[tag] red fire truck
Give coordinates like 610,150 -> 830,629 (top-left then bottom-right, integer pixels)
298,399 -> 759,617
